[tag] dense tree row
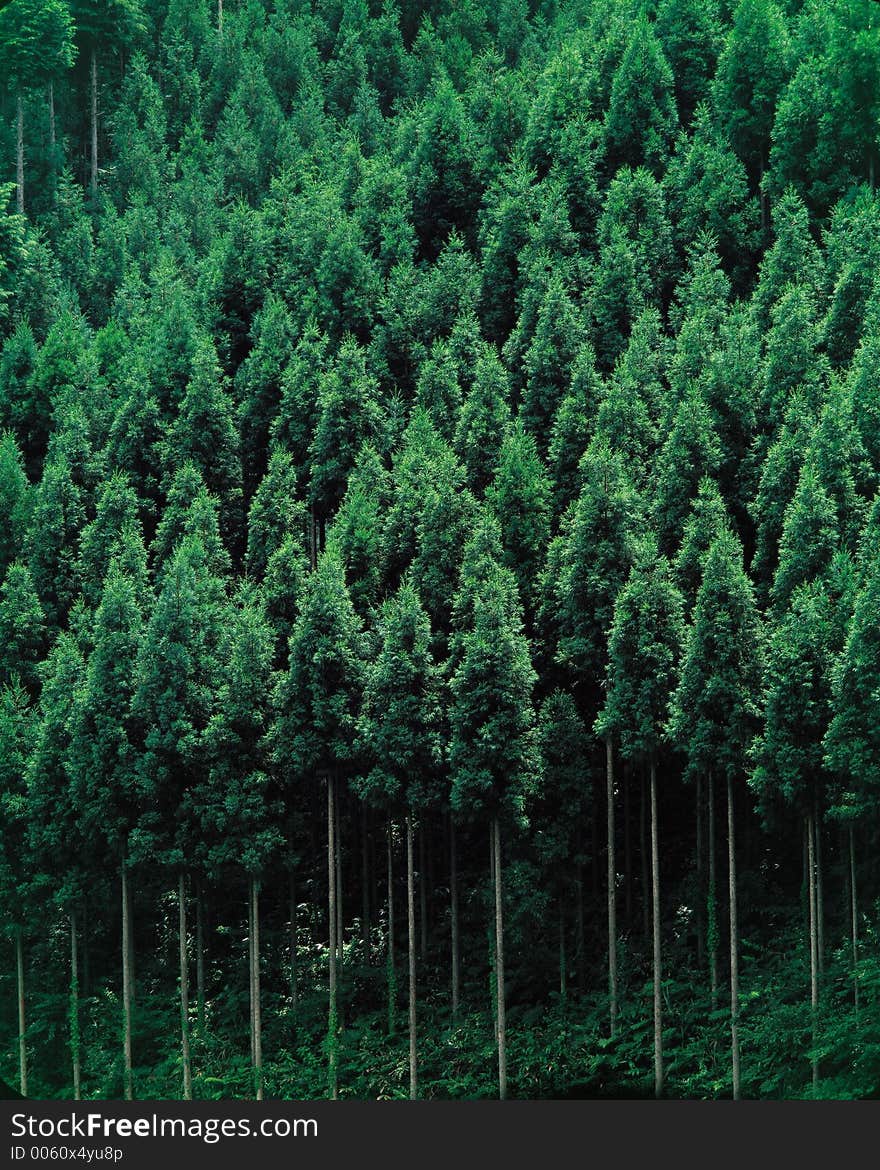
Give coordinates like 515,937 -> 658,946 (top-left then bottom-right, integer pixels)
2,0 -> 880,1100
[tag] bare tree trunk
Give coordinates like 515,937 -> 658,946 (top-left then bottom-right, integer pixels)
121,866 -> 133,1101
16,928 -> 27,1097
727,775 -> 740,1100
90,49 -> 98,193
849,826 -> 859,1014
807,813 -> 819,1093
492,817 -> 507,1100
70,911 -> 81,1100
251,878 -> 263,1101
386,818 -> 396,1036
328,775 -> 338,1099
16,91 -> 24,214
814,794 -> 824,977
650,758 -> 663,1098
407,815 -> 417,1100
179,875 -> 192,1100
195,883 -> 205,1036
218,0 -> 224,35
419,824 -> 428,962
708,773 -> 719,1012
606,735 -> 618,1037
450,820 -> 460,1020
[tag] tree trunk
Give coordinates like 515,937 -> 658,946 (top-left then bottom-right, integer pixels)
70,911 -> 81,1100
624,764 -> 633,927
650,758 -> 663,1098
419,824 -> 428,962
335,783 -> 343,963
814,794 -> 824,977
195,883 -> 205,1036
16,928 -> 27,1097
407,815 -> 417,1100
807,812 -> 819,1094
450,820 -> 460,1021
708,772 -> 719,1012
289,868 -> 298,1010
248,890 -> 255,1067
386,818 -> 396,1036
90,48 -> 98,193
328,775 -> 338,1099
251,877 -> 263,1101
492,817 -> 507,1100
606,735 -> 618,1037
727,775 -> 740,1100
849,826 -> 859,1014
179,874 -> 192,1100
121,866 -> 133,1101
218,0 -> 224,36
16,91 -> 24,215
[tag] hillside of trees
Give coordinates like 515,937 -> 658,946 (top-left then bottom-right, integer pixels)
1,0 -> 880,1101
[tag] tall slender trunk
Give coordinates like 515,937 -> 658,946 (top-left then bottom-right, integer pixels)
606,736 -> 618,1037
70,911 -> 81,1100
492,817 -> 507,1100
251,878 -> 263,1101
807,812 -> 819,1094
218,0 -> 224,35
849,826 -> 859,1014
16,91 -> 24,215
121,866 -> 133,1101
650,758 -> 663,1098
90,49 -> 98,192
419,825 -> 428,962
195,884 -> 205,1036
361,804 -> 370,963
450,821 -> 460,1020
727,775 -> 740,1100
386,818 -> 396,1035
179,875 -> 192,1100
328,775 -> 338,1099
335,783 -> 343,962
406,815 -> 417,1100
708,773 -> 719,1012
16,928 -> 27,1097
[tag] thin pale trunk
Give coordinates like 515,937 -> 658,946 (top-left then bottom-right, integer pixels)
195,884 -> 205,1036
650,759 -> 663,1098
361,804 -> 370,963
251,878 -> 263,1101
606,735 -> 618,1037
70,911 -> 81,1100
407,816 -> 417,1100
328,775 -> 338,1099
708,773 -> 719,1012
807,813 -> 819,1094
450,821 -> 460,1020
850,826 -> 859,1015
335,784 -> 343,962
218,0 -> 224,35
179,875 -> 192,1100
386,818 -> 396,1036
727,775 -> 740,1100
90,49 -> 98,192
696,775 -> 704,965
493,817 -> 507,1100
419,825 -> 428,962
16,928 -> 26,1097
16,91 -> 24,214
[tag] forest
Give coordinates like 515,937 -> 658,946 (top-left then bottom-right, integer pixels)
1,0 -> 879,1102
